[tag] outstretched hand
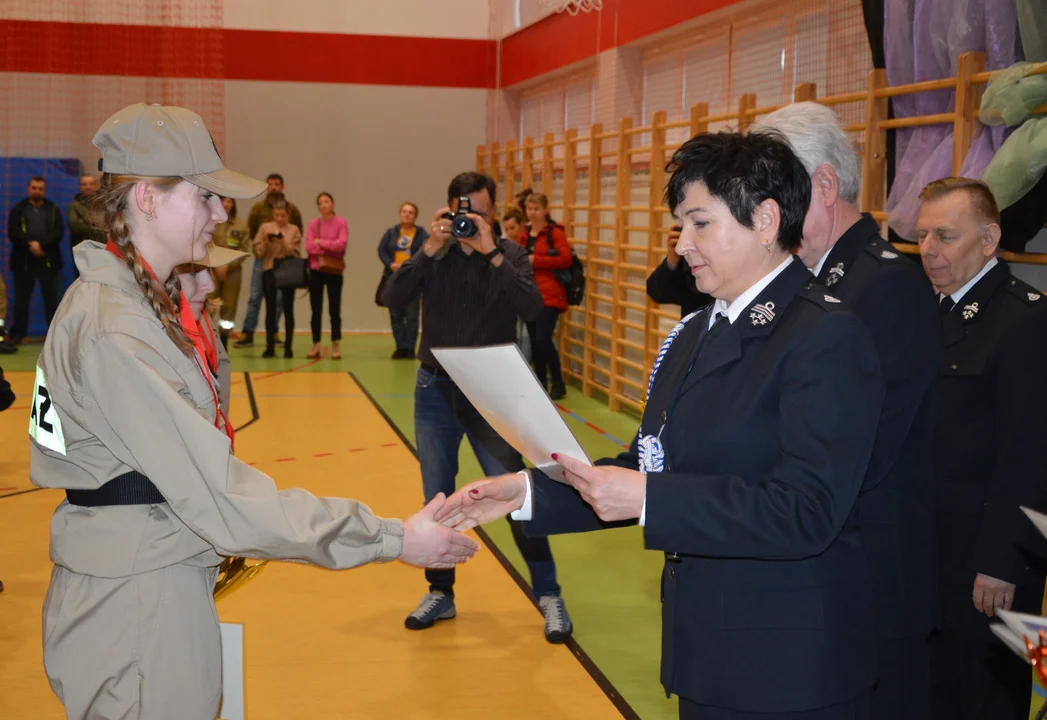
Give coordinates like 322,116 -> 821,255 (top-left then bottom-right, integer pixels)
435,473 -> 529,531
554,453 -> 646,522
401,493 -> 481,569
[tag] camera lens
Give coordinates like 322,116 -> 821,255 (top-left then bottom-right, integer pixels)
452,215 -> 477,238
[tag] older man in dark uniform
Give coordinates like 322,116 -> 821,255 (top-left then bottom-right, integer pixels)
758,102 -> 942,720
916,177 -> 1047,720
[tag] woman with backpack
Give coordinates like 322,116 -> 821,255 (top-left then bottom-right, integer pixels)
520,193 -> 571,400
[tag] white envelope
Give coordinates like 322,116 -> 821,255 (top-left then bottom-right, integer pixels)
430,344 -> 592,483
1022,506 -> 1047,540
993,608 -> 1047,663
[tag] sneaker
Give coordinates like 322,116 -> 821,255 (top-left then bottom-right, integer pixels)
404,591 -> 456,630
0,341 -> 16,354
538,595 -> 573,643
234,333 -> 253,348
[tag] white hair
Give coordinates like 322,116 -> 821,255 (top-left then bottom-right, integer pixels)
756,102 -> 861,205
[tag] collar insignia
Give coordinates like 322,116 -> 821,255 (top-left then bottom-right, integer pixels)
749,301 -> 777,327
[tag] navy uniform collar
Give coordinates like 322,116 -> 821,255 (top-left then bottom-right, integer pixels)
815,214 -> 882,288
680,257 -> 813,395
942,260 -> 1010,346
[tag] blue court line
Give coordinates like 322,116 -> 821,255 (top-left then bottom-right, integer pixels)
553,403 -> 631,450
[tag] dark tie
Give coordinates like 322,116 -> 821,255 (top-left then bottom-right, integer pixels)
939,296 -> 955,316
701,313 -> 730,354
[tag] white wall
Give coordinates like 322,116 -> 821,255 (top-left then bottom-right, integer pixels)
224,80 -> 488,333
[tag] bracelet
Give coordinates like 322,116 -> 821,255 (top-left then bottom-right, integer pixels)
483,246 -> 505,264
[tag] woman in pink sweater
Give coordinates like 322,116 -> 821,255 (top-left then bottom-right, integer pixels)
305,192 -> 348,359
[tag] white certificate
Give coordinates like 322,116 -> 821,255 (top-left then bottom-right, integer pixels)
430,344 -> 591,483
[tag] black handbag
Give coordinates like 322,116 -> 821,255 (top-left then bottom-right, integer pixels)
274,255 -> 309,290
375,272 -> 389,307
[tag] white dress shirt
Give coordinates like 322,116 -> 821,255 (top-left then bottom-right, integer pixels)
512,255 -> 796,526
812,248 -> 832,277
945,257 -> 998,307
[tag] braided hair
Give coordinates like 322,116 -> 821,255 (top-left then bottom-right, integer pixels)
91,174 -> 195,357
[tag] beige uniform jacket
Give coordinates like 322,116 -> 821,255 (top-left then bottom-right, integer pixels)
252,221 -> 301,272
30,241 -> 403,579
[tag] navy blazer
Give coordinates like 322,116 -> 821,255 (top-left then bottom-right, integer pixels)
935,261 -> 1047,609
813,215 -> 942,640
525,258 -> 885,713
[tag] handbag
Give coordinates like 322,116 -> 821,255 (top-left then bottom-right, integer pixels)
274,255 -> 309,290
375,272 -> 389,307
316,254 -> 345,274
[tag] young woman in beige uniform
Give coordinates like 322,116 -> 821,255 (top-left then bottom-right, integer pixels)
29,103 -> 478,720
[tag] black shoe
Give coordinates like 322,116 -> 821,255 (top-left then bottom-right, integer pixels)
391,349 -> 406,359
0,341 -> 16,355
234,333 -> 253,348
262,347 -> 275,358
284,348 -> 293,359
406,350 -> 416,360
550,383 -> 566,400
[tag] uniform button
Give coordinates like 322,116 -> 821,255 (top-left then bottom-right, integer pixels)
668,567 -> 675,580
661,411 -> 667,424
950,364 -> 958,371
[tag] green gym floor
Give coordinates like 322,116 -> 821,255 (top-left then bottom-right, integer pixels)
3,333 -> 677,719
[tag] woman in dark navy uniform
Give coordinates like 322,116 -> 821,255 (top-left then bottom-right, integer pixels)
439,131 -> 886,720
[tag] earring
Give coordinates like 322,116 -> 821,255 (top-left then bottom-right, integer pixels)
145,211 -> 155,221
764,243 -> 772,253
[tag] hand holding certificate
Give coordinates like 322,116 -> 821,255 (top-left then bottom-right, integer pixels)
430,344 -> 591,483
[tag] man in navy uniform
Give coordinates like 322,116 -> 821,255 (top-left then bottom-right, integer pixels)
440,131 -> 886,719
916,177 -> 1047,720
758,102 -> 942,720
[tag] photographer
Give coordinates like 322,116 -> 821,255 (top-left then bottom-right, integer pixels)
382,172 -> 574,643
646,224 -> 713,319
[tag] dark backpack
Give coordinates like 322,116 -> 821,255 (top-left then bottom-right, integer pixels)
529,224 -> 585,307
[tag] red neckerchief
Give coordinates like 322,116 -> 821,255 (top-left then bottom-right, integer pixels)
107,239 -> 235,448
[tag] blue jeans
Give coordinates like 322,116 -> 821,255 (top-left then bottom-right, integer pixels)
414,366 -> 560,599
242,258 -> 281,334
390,295 -> 420,352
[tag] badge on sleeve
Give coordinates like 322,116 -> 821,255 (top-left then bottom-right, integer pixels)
29,365 -> 66,455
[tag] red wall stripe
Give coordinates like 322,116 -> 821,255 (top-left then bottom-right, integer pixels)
0,20 -> 497,89
499,0 -> 744,87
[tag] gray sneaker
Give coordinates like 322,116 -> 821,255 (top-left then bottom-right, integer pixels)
538,595 -> 573,643
404,591 -> 456,630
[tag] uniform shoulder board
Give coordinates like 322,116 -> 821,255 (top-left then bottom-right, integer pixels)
1004,276 -> 1045,307
864,237 -> 906,263
797,282 -> 846,311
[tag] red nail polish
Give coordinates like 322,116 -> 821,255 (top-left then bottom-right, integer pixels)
470,489 -> 479,495
552,453 -> 559,460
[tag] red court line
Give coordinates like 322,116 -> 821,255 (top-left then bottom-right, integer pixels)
380,443 -> 399,448
348,448 -> 367,453
313,452 -> 334,458
251,358 -> 322,381
275,457 -> 297,463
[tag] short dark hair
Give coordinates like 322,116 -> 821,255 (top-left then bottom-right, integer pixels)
918,177 -> 1000,225
317,192 -> 334,205
665,131 -> 811,251
266,173 -> 284,184
29,176 -> 45,185
447,172 -> 496,206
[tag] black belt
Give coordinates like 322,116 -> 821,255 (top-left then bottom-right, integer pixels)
419,363 -> 451,379
665,552 -> 681,563
66,471 -> 166,507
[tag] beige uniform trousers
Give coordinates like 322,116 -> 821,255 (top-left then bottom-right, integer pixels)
43,563 -> 222,720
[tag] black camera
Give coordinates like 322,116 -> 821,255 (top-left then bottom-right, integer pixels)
444,196 -> 477,238
267,232 -> 283,240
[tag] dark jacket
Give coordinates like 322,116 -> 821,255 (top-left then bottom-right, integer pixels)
935,261 -> 1047,613
7,198 -> 64,272
812,214 -> 942,639
646,257 -> 713,318
67,193 -> 106,247
378,224 -> 428,275
525,258 -> 885,712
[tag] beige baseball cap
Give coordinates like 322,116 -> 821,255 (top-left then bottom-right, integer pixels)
205,244 -> 248,268
92,103 -> 266,200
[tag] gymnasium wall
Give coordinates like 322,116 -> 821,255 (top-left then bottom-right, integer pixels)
0,0 -> 494,335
